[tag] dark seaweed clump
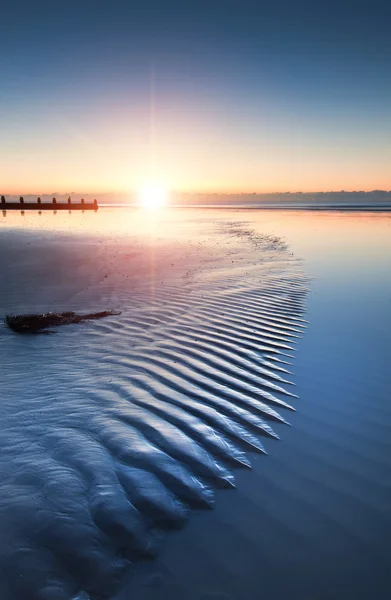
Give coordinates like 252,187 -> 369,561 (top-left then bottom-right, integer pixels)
5,311 -> 120,333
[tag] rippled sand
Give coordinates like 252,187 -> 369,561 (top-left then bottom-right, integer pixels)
1,208 -> 390,600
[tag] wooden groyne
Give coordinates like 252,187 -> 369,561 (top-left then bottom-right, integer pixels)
1,196 -> 98,211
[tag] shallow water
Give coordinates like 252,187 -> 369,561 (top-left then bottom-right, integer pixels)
1,208 -> 308,599
119,209 -> 391,600
1,208 -> 390,600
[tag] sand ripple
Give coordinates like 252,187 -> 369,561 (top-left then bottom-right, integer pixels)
0,221 -> 308,599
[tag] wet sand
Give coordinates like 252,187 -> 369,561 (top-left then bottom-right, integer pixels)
1,208 -> 390,600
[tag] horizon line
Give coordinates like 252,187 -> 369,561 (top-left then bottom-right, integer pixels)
1,189 -> 391,197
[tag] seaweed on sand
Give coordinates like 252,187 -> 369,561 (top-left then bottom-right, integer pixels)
5,311 -> 121,334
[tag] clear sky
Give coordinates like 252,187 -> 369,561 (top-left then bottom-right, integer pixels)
1,0 -> 390,194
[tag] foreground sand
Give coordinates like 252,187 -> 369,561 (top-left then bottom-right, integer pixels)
1,208 -> 391,600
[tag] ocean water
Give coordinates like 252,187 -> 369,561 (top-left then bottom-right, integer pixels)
121,209 -> 391,600
1,208 -> 390,600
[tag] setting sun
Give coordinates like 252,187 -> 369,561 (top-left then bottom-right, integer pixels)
138,183 -> 168,209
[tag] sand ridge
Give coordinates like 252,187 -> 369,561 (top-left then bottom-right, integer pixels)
0,212 -> 308,599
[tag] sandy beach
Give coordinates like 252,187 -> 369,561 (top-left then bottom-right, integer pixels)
1,207 -> 390,600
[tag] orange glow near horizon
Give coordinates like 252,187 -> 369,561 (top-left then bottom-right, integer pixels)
1,148 -> 390,196
1,85 -> 390,197
1,103 -> 390,196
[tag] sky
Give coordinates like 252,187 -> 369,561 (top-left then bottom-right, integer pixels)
1,0 -> 391,195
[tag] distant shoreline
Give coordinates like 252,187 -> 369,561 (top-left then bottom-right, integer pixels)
100,203 -> 391,212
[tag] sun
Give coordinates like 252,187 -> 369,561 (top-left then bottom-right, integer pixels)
138,183 -> 168,209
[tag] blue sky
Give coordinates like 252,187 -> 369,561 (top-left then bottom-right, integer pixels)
1,0 -> 390,193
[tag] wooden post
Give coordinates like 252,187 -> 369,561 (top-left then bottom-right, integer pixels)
81,198 -> 85,205
93,198 -> 98,209
20,196 -> 24,204
68,197 -> 71,205
37,197 -> 41,204
1,196 -> 5,207
52,197 -> 57,205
